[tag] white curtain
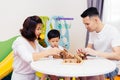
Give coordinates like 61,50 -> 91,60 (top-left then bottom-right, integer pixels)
103,0 -> 120,31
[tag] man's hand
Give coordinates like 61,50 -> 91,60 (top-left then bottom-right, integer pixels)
84,48 -> 97,56
77,48 -> 97,56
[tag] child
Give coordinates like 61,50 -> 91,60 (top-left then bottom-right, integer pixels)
41,29 -> 70,80
47,29 -> 64,52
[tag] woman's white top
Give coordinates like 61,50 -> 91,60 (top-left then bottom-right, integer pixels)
12,36 -> 44,74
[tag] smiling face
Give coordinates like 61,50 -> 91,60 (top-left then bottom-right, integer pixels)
48,37 -> 60,48
35,23 -> 42,39
82,16 -> 98,32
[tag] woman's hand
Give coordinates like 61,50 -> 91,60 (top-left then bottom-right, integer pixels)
47,47 -> 61,56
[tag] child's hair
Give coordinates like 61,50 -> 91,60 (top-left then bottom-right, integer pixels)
47,29 -> 60,40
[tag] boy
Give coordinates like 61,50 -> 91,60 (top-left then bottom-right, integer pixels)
41,29 -> 70,80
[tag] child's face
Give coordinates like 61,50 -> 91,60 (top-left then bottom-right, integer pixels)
48,37 -> 60,48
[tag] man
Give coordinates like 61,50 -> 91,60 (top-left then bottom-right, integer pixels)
78,7 -> 120,80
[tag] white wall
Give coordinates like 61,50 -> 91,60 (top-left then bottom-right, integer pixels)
0,0 -> 87,53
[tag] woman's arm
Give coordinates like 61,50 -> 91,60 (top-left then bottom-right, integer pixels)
32,48 -> 61,61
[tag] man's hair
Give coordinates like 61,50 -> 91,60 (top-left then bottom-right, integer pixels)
81,7 -> 99,18
20,15 -> 42,41
47,29 -> 60,40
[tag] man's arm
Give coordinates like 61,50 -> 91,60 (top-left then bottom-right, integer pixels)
85,44 -> 120,60
87,43 -> 93,48
98,46 -> 120,60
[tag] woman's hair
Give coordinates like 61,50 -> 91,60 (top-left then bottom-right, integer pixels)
47,29 -> 60,40
20,16 -> 42,41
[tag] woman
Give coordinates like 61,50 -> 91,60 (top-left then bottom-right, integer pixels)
11,16 -> 61,80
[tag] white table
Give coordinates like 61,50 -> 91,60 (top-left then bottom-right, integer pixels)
31,58 -> 116,77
